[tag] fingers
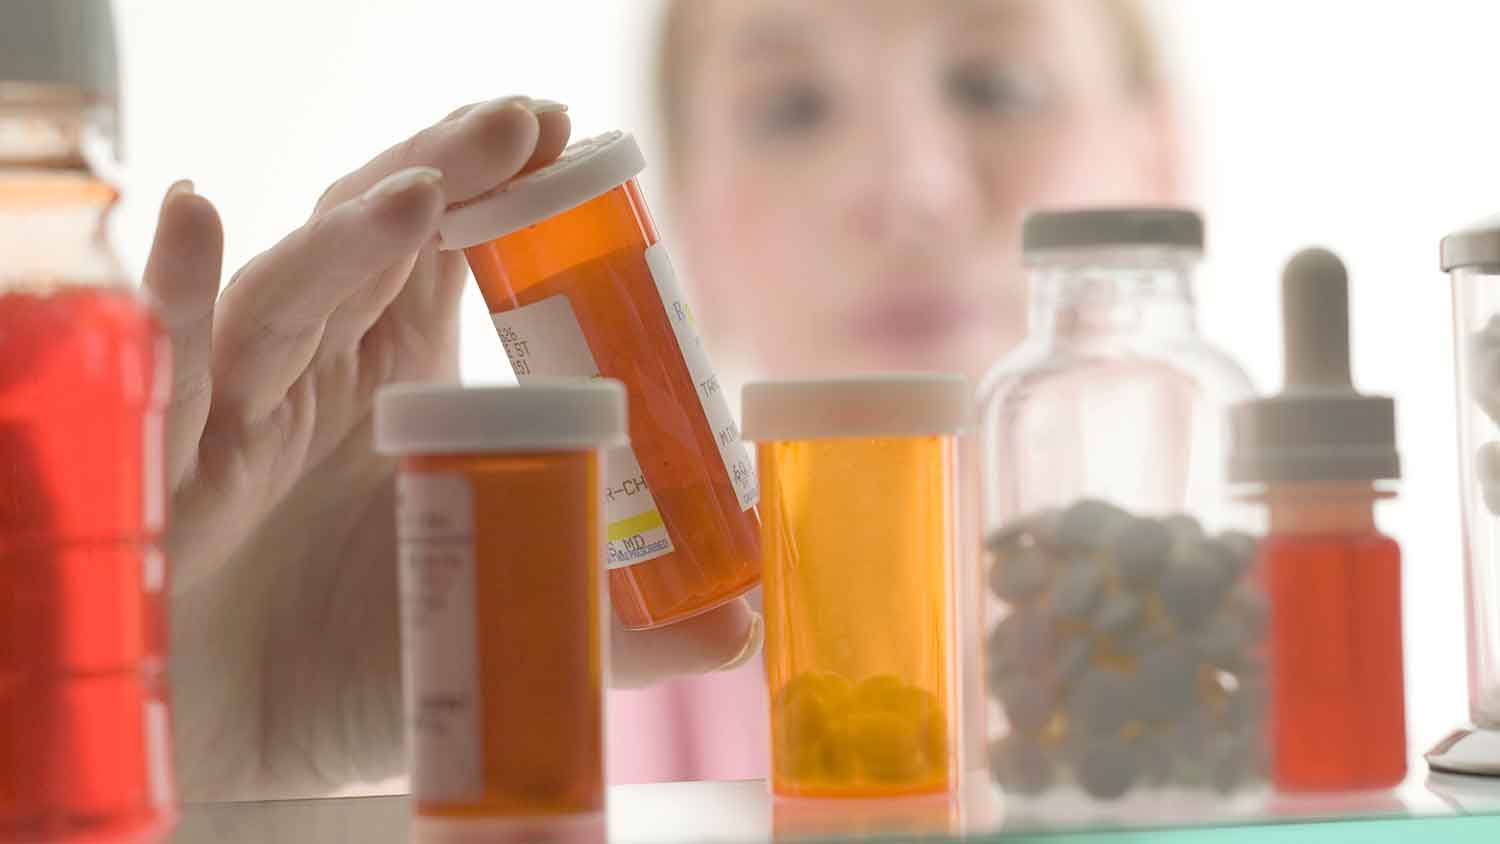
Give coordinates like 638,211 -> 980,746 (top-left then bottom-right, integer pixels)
316,96 -> 568,213
210,167 -> 446,425
140,180 -> 225,489
609,599 -> 764,689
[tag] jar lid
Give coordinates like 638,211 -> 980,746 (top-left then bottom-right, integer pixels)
1229,248 -> 1400,484
438,130 -> 646,251
1022,208 -> 1204,257
1441,212 -> 1500,272
375,380 -> 628,455
741,373 -> 971,441
0,0 -> 117,100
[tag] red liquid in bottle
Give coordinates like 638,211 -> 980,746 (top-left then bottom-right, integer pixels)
1264,528 -> 1407,791
0,286 -> 174,842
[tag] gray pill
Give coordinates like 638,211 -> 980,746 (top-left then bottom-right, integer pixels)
1192,611 -> 1248,668
1094,594 -> 1145,635
1000,679 -> 1056,734
1217,530 -> 1259,575
988,608 -> 1057,673
1065,669 -> 1137,736
1206,733 -> 1252,794
989,545 -> 1052,604
1228,583 -> 1270,641
1057,637 -> 1094,684
1160,555 -> 1230,630
1058,499 -> 1130,551
989,736 -> 1055,796
1164,714 -> 1211,787
1070,736 -> 1140,800
1223,674 -> 1268,730
1116,518 -> 1171,589
1136,640 -> 1198,722
1137,733 -> 1172,787
1052,566 -> 1106,621
1162,513 -> 1205,549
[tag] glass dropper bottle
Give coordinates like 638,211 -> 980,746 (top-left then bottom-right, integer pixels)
1228,247 -> 1406,792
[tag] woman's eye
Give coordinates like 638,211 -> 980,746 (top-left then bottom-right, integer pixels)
946,61 -> 1045,116
748,82 -> 833,139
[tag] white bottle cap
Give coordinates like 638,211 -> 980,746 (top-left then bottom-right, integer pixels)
437,130 -> 647,251
1228,248 -> 1399,483
741,373 -> 971,441
375,380 -> 628,456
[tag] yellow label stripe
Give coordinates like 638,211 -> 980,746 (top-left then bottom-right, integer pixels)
607,509 -> 666,542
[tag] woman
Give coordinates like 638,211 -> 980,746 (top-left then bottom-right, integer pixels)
607,0 -> 1186,783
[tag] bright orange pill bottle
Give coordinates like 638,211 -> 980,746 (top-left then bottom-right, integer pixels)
440,131 -> 760,630
375,380 -> 624,843
743,375 -> 970,798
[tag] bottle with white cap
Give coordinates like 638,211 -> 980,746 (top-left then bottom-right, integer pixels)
1,2 -> 178,841
1228,247 -> 1406,792
978,209 -> 1266,802
442,131 -> 761,632
1429,214 -> 1500,777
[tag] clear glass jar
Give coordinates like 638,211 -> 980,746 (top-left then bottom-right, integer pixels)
977,210 -> 1264,801
1430,218 -> 1500,775
0,59 -> 175,843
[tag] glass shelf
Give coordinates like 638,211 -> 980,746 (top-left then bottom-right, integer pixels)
176,770 -> 1500,843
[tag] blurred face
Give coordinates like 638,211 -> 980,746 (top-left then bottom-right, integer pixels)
673,0 -> 1180,382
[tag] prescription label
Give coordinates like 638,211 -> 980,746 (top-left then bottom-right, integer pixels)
397,472 -> 484,801
645,243 -> 759,510
493,297 -> 675,569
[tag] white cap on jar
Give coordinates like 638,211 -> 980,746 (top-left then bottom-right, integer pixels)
438,130 -> 646,251
375,379 -> 628,455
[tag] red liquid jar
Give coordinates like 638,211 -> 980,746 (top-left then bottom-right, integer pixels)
0,83 -> 176,842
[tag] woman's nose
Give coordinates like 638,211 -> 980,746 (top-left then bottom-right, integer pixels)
844,93 -> 982,247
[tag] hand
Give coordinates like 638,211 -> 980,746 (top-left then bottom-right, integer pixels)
144,97 -> 762,801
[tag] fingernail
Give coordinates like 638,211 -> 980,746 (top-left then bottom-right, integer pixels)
168,179 -> 195,197
526,98 -> 568,115
363,166 -> 444,203
716,612 -> 763,673
471,96 -> 567,118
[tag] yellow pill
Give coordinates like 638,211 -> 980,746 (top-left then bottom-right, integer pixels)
852,674 -> 907,713
777,688 -> 830,746
848,710 -> 925,782
777,735 -> 826,782
821,719 -> 856,783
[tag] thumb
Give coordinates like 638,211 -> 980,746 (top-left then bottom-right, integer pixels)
609,598 -> 763,689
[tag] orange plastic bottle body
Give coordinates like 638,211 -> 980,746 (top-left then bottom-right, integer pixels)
759,436 -> 955,797
464,181 -> 760,629
398,452 -> 604,825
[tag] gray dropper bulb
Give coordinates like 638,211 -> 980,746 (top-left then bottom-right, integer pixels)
1282,248 -> 1352,393
1227,247 -> 1400,484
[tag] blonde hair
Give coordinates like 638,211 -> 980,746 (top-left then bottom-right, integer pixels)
654,0 -> 1168,178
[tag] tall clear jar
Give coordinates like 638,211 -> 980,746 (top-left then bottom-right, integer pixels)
0,3 -> 177,840
1430,216 -> 1500,776
977,209 -> 1264,802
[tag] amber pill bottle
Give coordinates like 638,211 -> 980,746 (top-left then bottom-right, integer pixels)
744,375 -> 970,798
440,131 -> 760,630
376,380 -> 625,843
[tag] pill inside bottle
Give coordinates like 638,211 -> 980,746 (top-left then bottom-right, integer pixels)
440,131 -> 760,630
376,380 -> 626,842
743,375 -> 969,798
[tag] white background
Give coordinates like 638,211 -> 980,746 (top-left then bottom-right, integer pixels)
108,0 -> 1500,779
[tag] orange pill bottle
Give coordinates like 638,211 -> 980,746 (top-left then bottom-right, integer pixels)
440,132 -> 760,630
743,375 -> 969,798
375,381 -> 624,843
